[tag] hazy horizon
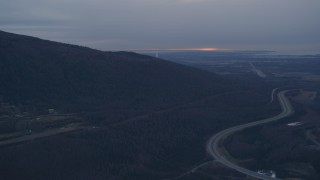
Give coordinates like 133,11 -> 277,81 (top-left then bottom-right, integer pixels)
1,0 -> 319,52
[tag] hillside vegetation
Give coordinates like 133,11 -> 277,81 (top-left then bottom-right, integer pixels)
0,30 -> 228,113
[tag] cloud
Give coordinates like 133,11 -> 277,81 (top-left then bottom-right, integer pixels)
0,0 -> 319,51
177,0 -> 210,3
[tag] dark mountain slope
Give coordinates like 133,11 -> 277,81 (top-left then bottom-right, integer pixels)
0,31 -> 282,180
0,30 -> 229,112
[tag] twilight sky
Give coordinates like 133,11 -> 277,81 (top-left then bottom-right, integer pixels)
0,0 -> 319,51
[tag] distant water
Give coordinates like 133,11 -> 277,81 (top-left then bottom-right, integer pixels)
137,49 -> 320,58
269,50 -> 320,56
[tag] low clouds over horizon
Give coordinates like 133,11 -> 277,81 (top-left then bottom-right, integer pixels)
1,0 -> 319,51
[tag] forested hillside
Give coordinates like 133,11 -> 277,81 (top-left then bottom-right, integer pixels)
0,30 -> 228,113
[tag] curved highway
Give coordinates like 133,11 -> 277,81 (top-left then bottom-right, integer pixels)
267,88 -> 278,105
207,90 -> 294,180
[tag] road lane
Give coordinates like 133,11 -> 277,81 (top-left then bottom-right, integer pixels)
267,88 -> 278,105
207,90 -> 294,180
250,62 -> 267,78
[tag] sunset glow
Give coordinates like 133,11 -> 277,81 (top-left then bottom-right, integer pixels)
168,47 -> 222,51
129,47 -> 227,52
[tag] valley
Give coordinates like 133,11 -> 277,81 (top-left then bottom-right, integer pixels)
0,32 -> 320,180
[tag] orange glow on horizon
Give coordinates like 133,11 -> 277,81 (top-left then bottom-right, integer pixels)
128,47 -> 228,52
168,47 -> 221,51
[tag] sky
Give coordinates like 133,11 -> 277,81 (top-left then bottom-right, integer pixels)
0,0 -> 319,51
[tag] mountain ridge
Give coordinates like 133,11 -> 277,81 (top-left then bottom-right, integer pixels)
0,30 -> 229,113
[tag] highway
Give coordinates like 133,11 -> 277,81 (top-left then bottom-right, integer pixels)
249,62 -> 267,78
206,90 -> 294,180
267,88 -> 278,105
